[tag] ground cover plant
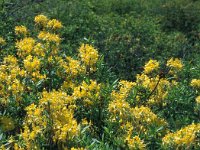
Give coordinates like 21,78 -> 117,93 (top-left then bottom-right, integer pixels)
0,0 -> 200,150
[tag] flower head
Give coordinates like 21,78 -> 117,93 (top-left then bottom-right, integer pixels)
78,44 -> 99,66
144,59 -> 159,74
167,58 -> 183,70
15,25 -> 28,36
191,79 -> 200,88
47,19 -> 63,29
34,14 -> 48,27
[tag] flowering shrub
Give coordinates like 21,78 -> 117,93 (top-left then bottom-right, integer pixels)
0,15 -> 199,150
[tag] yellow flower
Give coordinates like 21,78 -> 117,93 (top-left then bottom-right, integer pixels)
162,123 -> 200,148
22,91 -> 79,146
196,96 -> 200,104
16,37 -> 35,57
10,79 -> 24,95
131,106 -> 167,127
144,59 -> 159,74
38,31 -> 61,44
3,55 -> 18,66
24,55 -> 40,72
15,25 -> 28,36
78,44 -> 99,66
191,79 -> 200,88
33,43 -> 45,56
73,80 -> 100,105
136,73 -> 150,88
0,37 -> 6,45
62,56 -> 85,77
167,58 -> 183,71
47,19 -> 63,29
70,148 -> 85,150
34,14 -> 48,26
126,135 -> 146,150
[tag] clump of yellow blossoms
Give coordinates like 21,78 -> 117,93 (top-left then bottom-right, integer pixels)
70,147 -> 85,150
0,55 -> 24,104
24,55 -> 40,72
73,80 -> 101,106
0,37 -> 6,45
196,96 -> 200,104
16,37 -> 35,57
162,123 -> 200,149
144,59 -> 159,74
167,57 -> 183,71
15,25 -> 28,36
108,79 -> 167,144
23,55 -> 45,81
47,19 -> 63,29
33,42 -> 45,57
38,31 -> 61,44
19,91 -> 79,149
59,56 -> 85,77
79,44 -> 99,71
126,135 -> 146,150
34,14 -> 49,26
191,79 -> 200,88
133,57 -> 183,106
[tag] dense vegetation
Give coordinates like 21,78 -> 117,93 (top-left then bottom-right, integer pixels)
0,0 -> 199,149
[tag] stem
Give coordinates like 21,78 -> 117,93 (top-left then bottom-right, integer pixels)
146,77 -> 161,101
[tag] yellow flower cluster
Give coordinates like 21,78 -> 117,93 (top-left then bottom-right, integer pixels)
191,79 -> 200,88
15,25 -> 28,36
78,44 -> 99,70
0,55 -> 24,104
19,91 -> 79,149
162,123 -> 200,148
34,14 -> 48,26
144,59 -> 159,74
38,31 -> 61,44
47,19 -> 63,29
132,106 -> 167,131
23,55 -> 45,81
24,55 -> 40,72
167,58 -> 183,72
196,96 -> 200,104
126,135 -> 146,150
108,98 -> 131,122
33,42 -> 45,56
134,57 -> 183,105
112,80 -> 136,100
16,37 -> 35,57
73,80 -> 101,106
35,14 -> 62,30
70,147 -> 85,150
59,56 -> 85,77
107,58 -> 184,147
135,74 -> 171,105
0,37 -> 6,45
108,95 -> 167,147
